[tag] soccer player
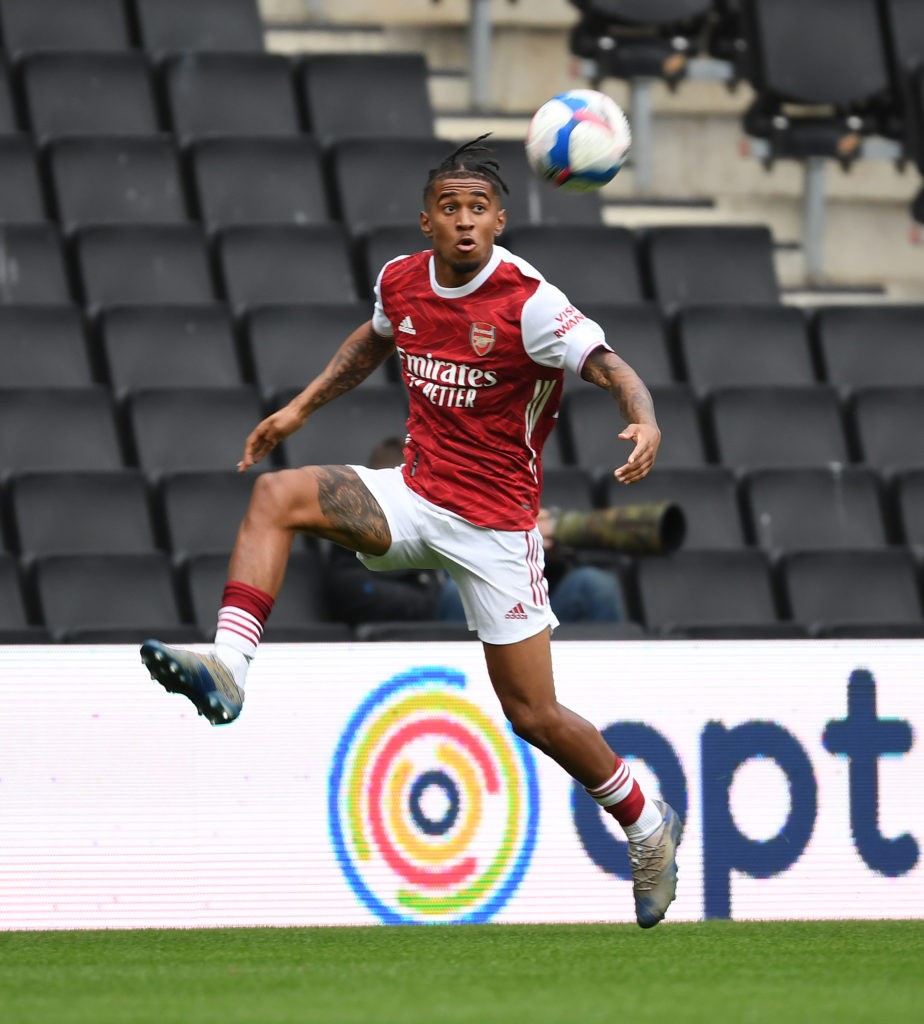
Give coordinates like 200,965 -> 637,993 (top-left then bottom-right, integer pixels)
141,136 -> 682,928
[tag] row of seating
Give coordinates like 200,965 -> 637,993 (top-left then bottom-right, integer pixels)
0,0 -> 266,58
7,300 -> 922,396
4,544 -> 923,644
0,221 -> 780,309
1,381 -> 922,479
0,50 -> 437,147
4,465 -> 924,561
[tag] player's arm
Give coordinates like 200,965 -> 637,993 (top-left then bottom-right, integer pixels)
238,320 -> 395,471
581,346 -> 661,484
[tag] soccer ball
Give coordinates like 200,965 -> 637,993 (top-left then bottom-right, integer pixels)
524,89 -> 631,192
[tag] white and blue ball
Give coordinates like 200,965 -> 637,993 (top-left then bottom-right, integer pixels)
525,89 -> 631,192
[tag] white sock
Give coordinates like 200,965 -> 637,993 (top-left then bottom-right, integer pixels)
214,643 -> 250,691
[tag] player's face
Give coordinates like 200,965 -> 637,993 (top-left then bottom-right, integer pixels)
420,175 -> 506,287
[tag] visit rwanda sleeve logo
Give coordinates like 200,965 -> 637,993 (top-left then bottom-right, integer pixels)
328,666 -> 539,924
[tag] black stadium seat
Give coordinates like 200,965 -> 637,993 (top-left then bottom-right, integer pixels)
850,386 -> 924,475
0,137 -> 47,222
676,304 -> 815,393
189,136 -> 332,229
642,225 -> 780,310
47,136 -> 188,232
815,305 -> 924,390
0,0 -> 132,56
578,304 -> 674,387
245,302 -> 393,401
98,305 -> 241,396
0,226 -> 71,305
20,53 -> 160,140
158,470 -> 255,558
162,53 -> 301,142
74,224 -> 215,309
0,387 -> 123,472
9,470 -> 157,556
741,466 -> 888,555
0,553 -> 49,641
299,53 -> 435,146
217,224 -> 359,310
125,386 -> 265,477
133,0 -> 265,55
502,226 -> 645,306
0,306 -> 91,386
32,552 -> 186,642
0,56 -> 18,133
708,385 -> 849,471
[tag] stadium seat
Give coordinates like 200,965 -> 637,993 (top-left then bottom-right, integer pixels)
0,56 -> 17,133
185,549 -> 330,632
0,225 -> 71,305
0,306 -> 92,386
501,226 -> 645,306
98,305 -> 241,396
741,466 -> 889,555
641,225 -> 780,310
551,621 -> 648,640
32,552 -> 186,642
849,386 -> 924,476
780,548 -> 924,636
162,53 -> 301,142
707,385 -> 849,471
0,137 -> 47,222
578,304 -> 675,387
20,53 -> 160,140
133,0 -> 265,55
277,387 -> 409,469
125,386 -> 265,477
541,466 -> 596,511
47,137 -> 188,232
328,137 -> 451,236
814,305 -> 924,391
0,0 -> 132,56
216,224 -> 359,311
9,470 -> 157,556
634,549 -> 782,635
894,468 -> 924,554
562,384 -> 707,477
568,0 -> 716,84
74,224 -> 215,310
0,553 -> 49,641
299,52 -> 435,146
739,0 -> 896,164
354,621 -> 475,642
158,470 -> 255,558
0,387 -> 123,472
188,136 -> 332,230
598,466 -> 747,550
245,302 -> 392,401
676,304 -> 815,393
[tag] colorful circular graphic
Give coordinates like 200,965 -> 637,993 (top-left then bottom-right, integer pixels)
329,666 -> 539,924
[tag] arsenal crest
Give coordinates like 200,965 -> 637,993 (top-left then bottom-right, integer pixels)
470,321 -> 496,356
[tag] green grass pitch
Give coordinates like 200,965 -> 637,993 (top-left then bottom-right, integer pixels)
2,921 -> 922,1024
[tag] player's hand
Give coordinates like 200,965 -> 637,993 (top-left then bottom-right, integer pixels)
614,422 -> 660,484
238,405 -> 307,472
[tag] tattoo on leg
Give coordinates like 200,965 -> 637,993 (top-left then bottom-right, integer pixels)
313,466 -> 391,553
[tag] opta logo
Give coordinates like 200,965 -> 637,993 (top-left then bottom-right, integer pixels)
329,666 -> 538,924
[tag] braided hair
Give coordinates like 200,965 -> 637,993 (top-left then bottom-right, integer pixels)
423,133 -> 510,203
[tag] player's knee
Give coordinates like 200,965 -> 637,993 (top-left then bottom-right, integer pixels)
247,470 -> 311,529
503,700 -> 559,751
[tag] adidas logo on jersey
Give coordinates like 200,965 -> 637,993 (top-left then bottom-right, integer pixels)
505,603 -> 528,620
398,315 -> 416,335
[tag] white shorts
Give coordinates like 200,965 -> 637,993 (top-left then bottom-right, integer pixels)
350,465 -> 558,645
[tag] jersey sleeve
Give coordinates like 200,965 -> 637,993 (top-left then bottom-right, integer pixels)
520,279 -> 611,376
372,265 -> 395,338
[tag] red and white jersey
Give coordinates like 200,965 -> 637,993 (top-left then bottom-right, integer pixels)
372,244 -> 610,530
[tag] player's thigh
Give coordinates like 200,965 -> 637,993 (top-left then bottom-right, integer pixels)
482,627 -> 557,715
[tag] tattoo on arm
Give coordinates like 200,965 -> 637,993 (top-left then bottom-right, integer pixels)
303,323 -> 395,413
313,466 -> 391,554
582,348 -> 656,424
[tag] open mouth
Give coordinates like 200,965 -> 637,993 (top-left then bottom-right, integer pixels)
456,238 -> 477,253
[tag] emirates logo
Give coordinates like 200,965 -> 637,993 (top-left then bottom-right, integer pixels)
470,321 -> 496,356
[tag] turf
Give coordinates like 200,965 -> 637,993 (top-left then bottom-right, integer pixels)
1,921 -> 921,1024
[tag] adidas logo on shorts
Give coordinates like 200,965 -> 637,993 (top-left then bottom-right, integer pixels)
505,603 -> 528,620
